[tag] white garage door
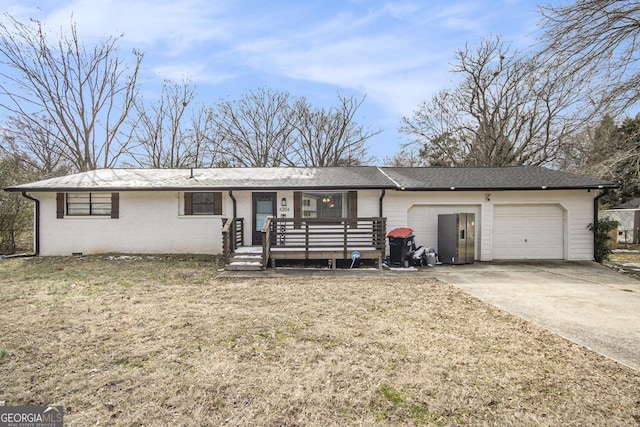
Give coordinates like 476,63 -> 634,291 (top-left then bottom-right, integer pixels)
407,205 -> 480,258
492,204 -> 564,260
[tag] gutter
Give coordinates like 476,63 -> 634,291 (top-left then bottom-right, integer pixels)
395,185 -> 617,192
0,191 -> 40,259
5,183 -> 399,193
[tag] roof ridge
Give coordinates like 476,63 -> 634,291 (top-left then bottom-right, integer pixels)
375,166 -> 402,189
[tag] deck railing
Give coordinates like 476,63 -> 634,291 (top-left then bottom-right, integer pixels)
224,216 -> 387,268
221,218 -> 244,264
266,217 -> 387,266
261,217 -> 272,268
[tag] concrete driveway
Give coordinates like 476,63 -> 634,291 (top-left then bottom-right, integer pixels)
430,261 -> 640,371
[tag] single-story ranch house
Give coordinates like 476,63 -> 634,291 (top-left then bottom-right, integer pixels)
5,166 -> 615,269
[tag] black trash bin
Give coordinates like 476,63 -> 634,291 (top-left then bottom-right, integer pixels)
387,227 -> 416,267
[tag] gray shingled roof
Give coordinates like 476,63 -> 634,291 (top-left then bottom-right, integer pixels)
380,166 -> 616,190
4,166 -> 616,192
4,167 -> 395,191
612,198 -> 640,209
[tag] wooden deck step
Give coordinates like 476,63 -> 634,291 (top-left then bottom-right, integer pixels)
233,246 -> 263,255
226,262 -> 263,271
225,246 -> 264,271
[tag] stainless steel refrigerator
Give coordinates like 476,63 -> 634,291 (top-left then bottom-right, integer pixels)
437,213 -> 475,264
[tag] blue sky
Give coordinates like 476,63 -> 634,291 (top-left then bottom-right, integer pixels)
2,0 -> 552,161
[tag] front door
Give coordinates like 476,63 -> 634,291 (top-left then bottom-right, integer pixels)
252,192 -> 277,245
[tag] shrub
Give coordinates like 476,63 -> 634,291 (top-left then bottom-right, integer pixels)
590,217 -> 619,263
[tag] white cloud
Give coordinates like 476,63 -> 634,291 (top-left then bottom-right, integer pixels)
230,3 -> 462,116
152,63 -> 236,85
41,0 -> 230,53
225,1 -> 541,118
0,2 -> 36,18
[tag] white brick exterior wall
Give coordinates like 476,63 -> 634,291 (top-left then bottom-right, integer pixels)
33,191 -> 225,256
27,188 -> 596,260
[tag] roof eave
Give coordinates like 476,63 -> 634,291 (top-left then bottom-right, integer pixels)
395,185 -> 618,191
6,184 -> 398,192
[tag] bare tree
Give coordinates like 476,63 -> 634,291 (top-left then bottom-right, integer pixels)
400,37 -> 600,167
0,15 -> 142,172
204,87 -> 379,167
186,104 -> 226,167
0,151 -> 38,254
209,87 -> 294,167
382,142 -> 427,167
129,80 -> 197,168
539,0 -> 640,111
557,116 -> 617,173
285,93 -> 378,166
2,115 -> 71,177
561,114 -> 640,205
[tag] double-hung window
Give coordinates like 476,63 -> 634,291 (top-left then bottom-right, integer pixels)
65,193 -> 113,216
294,190 -> 358,228
184,192 -> 222,215
192,192 -> 215,214
301,192 -> 349,219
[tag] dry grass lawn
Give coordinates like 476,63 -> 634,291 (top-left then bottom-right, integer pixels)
609,245 -> 640,280
1,255 -> 639,426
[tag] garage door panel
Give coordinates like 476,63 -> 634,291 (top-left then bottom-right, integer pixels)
493,204 -> 564,260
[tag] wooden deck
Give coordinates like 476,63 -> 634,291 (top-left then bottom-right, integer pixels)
222,217 -> 387,269
267,217 -> 386,268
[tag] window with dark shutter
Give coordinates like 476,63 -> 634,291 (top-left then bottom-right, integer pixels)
65,192 -> 113,216
298,192 -> 351,219
185,192 -> 222,215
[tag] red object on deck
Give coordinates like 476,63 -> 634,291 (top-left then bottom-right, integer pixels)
387,227 -> 414,239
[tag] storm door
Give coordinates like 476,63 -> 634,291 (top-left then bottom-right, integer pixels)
252,192 -> 277,245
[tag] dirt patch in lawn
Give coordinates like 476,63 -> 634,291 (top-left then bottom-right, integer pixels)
1,256 -> 639,426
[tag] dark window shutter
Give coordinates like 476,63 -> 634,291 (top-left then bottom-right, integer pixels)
214,192 -> 222,215
294,192 -> 302,218
294,191 -> 302,229
349,191 -> 358,228
111,193 -> 119,219
184,192 -> 193,215
349,191 -> 358,217
56,193 -> 65,218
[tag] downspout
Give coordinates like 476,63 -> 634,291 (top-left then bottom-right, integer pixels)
229,190 -> 237,218
593,188 -> 609,261
1,191 -> 40,258
379,189 -> 385,217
